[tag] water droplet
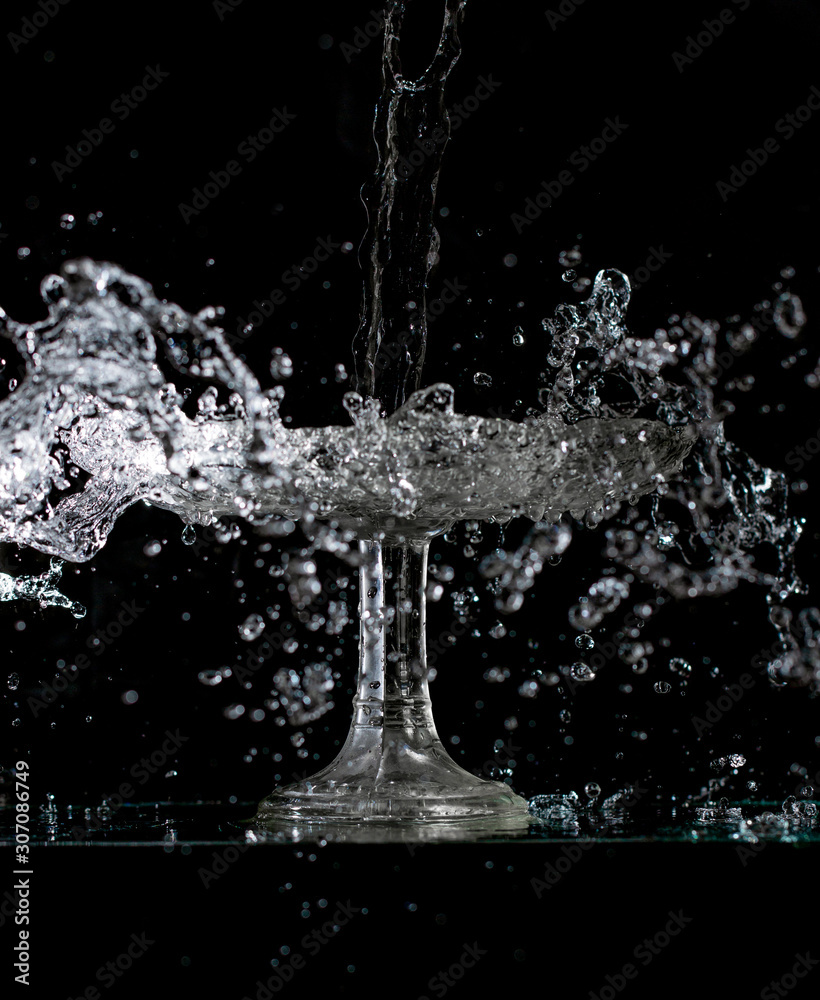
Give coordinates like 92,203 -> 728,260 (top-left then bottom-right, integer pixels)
575,634 -> 594,651
584,781 -> 601,800
181,525 -> 196,545
569,662 -> 596,683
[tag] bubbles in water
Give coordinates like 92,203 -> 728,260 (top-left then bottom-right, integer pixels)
429,562 -> 454,582
653,680 -> 671,694
575,633 -> 594,651
238,613 -> 265,642
272,663 -> 335,724
797,801 -> 818,822
668,657 -> 692,678
711,754 -> 746,770
773,292 -> 806,338
473,371 -> 492,386
480,522 -> 572,614
559,248 -> 582,268
452,586 -> 479,617
569,578 -> 629,631
270,348 -> 294,380
198,667 -> 230,686
768,604 -> 792,629
619,643 -> 645,665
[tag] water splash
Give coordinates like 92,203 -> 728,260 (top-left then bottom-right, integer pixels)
0,261 -> 694,576
0,558 -> 85,617
0,0 -> 814,830
477,269 -> 806,685
353,0 -> 469,411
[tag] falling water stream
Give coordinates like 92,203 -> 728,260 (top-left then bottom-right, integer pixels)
1,0 -> 818,838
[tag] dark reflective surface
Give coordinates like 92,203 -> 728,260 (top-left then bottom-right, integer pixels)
3,799 -> 818,846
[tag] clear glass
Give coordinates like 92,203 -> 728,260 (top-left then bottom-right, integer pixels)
256,534 -> 531,826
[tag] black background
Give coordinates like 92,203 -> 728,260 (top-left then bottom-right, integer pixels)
2,0 -> 820,995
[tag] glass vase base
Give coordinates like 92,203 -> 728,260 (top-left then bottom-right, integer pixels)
255,766 -> 531,825
249,810 -> 533,844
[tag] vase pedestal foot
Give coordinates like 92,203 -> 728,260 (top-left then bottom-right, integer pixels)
256,725 -> 531,824
255,537 -> 532,830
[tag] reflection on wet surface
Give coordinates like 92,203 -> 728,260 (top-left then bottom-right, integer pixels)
2,799 -> 818,847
